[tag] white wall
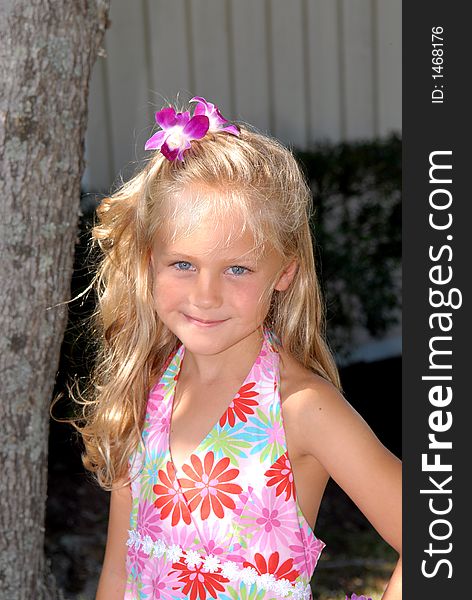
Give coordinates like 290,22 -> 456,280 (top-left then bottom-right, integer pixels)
83,0 -> 401,193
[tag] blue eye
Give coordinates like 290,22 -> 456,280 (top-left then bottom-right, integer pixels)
228,265 -> 250,276
172,261 -> 193,271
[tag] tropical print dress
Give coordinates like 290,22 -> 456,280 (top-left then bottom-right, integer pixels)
125,328 -> 326,600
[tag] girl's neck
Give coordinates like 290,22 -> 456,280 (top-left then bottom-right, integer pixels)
178,327 -> 264,386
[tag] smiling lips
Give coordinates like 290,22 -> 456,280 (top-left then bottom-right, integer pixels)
184,314 -> 228,327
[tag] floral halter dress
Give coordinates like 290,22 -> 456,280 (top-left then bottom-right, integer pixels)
125,328 -> 326,600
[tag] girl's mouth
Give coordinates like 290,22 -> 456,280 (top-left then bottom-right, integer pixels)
184,314 -> 228,327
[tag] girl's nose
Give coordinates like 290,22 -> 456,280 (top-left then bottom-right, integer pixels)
190,271 -> 223,309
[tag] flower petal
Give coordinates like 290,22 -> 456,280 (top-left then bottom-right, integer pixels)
254,553 -> 267,574
176,139 -> 192,161
155,107 -> 177,129
190,96 -> 237,133
209,456 -> 230,479
190,95 -> 210,106
211,106 -> 230,129
210,493 -> 224,518
190,454 -> 204,477
203,451 -> 216,475
190,96 -> 213,115
175,110 -> 191,128
144,129 -> 167,151
221,124 -> 240,136
161,141 -> 179,161
201,495 -> 211,520
183,114 -> 209,140
268,551 -> 280,574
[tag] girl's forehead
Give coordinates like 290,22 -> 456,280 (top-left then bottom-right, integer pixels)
157,186 -> 268,258
156,215 -> 264,260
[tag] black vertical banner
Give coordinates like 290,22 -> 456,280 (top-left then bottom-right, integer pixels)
403,3 -> 470,598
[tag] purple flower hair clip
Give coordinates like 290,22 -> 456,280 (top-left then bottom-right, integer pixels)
144,96 -> 239,162
345,594 -> 373,600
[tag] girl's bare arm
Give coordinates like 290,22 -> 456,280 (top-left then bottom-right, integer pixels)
95,479 -> 132,600
288,376 -> 402,599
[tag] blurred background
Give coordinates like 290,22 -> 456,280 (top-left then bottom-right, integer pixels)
47,1 -> 402,599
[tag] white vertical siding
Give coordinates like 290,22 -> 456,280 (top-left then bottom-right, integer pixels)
84,0 -> 401,192
307,0 -> 343,142
377,0 -> 402,136
270,0 -> 307,147
342,0 -> 376,139
190,0 -> 234,115
147,0 -> 192,109
230,0 -> 271,132
105,0 -> 151,180
83,57 -> 113,192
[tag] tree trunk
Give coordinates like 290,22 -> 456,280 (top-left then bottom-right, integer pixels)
0,1 -> 110,598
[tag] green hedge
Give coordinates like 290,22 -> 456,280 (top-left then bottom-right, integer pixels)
295,134 -> 401,358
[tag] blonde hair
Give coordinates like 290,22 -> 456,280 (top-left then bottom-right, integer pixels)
69,124 -> 340,490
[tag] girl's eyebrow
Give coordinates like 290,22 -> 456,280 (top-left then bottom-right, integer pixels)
162,250 -> 258,262
162,251 -> 194,259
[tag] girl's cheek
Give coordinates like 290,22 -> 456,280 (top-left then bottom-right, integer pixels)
155,274 -> 187,299
154,268 -> 176,287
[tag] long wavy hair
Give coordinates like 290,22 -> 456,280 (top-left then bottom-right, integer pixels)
68,123 -> 341,491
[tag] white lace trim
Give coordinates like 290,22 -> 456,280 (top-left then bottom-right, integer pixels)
126,529 -> 312,599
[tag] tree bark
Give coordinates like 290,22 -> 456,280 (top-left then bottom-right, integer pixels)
0,1 -> 110,598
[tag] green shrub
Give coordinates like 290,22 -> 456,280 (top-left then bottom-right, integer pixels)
295,135 -> 401,358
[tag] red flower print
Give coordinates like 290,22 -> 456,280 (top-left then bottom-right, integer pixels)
179,452 -> 243,520
243,551 -> 300,582
153,461 -> 191,526
219,382 -> 259,427
171,556 -> 228,600
264,452 -> 296,501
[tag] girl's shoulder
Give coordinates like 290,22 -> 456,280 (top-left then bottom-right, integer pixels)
278,346 -> 343,414
278,347 -> 361,452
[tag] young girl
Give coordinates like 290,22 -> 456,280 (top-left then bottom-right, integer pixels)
77,96 -> 401,600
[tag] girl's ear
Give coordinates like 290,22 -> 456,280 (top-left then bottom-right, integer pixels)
274,259 -> 298,292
